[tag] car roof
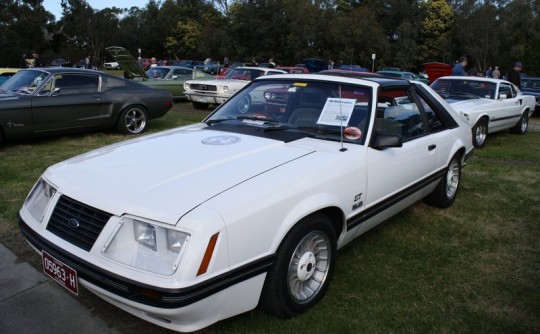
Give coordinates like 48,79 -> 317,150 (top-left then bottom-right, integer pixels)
435,76 -> 509,84
318,69 -> 382,78
233,67 -> 287,73
148,66 -> 193,70
254,73 -> 410,88
21,68 -> 103,74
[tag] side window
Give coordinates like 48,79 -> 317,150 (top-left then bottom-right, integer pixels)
54,74 -> 99,94
375,89 -> 428,141
174,69 -> 190,77
510,84 -> 518,98
416,93 -> 445,132
499,83 -> 512,99
38,78 -> 54,96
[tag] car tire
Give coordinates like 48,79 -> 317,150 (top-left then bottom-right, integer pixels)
259,213 -> 337,318
510,112 -> 528,134
192,102 -> 209,110
237,95 -> 251,113
472,118 -> 488,148
425,153 -> 461,208
117,105 -> 147,134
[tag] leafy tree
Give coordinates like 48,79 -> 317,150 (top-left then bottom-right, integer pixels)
496,0 -> 538,74
166,19 -> 202,59
60,0 -> 121,64
118,8 -> 146,58
417,0 -> 453,64
0,0 -> 54,66
451,0 -> 501,73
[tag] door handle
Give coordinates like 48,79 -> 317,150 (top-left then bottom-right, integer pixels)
428,144 -> 436,151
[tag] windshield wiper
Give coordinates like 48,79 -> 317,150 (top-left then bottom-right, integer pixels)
206,118 -> 234,125
236,114 -> 281,124
15,89 -> 32,95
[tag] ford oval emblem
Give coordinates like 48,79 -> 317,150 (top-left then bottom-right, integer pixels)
67,218 -> 80,229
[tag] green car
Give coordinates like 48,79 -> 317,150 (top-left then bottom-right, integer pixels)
106,46 -> 215,101
376,70 -> 429,85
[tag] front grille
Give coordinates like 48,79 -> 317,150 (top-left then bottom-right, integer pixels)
190,84 -> 217,91
46,195 -> 112,251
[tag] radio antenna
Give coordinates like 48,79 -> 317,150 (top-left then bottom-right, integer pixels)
339,85 -> 347,152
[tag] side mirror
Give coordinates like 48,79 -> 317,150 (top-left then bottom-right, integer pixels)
498,93 -> 507,100
371,133 -> 403,150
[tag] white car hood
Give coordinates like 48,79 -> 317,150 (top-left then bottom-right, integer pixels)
44,124 -> 314,225
189,78 -> 249,88
446,98 -> 492,111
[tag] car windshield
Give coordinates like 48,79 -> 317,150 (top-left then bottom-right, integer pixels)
431,79 -> 496,100
205,79 -> 373,145
146,67 -> 170,79
521,78 -> 540,89
1,69 -> 49,94
224,68 -> 266,80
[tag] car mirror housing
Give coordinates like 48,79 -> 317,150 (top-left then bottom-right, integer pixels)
371,133 -> 403,149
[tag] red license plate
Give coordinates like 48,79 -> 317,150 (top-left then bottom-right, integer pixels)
42,251 -> 79,295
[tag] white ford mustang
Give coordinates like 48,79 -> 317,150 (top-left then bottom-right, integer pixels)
431,76 -> 536,148
19,74 -> 473,332
183,66 -> 286,109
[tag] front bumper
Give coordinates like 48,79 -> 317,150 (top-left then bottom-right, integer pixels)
18,214 -> 273,309
184,92 -> 230,105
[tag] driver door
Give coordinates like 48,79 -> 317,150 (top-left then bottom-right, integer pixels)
490,82 -> 522,131
31,73 -> 108,134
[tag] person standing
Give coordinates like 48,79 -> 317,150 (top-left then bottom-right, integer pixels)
451,56 -> 468,76
492,66 -> 500,79
32,51 -> 44,68
19,53 -> 28,68
506,61 -> 523,89
328,60 -> 334,69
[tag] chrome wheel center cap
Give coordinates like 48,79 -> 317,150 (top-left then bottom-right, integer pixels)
297,252 -> 316,281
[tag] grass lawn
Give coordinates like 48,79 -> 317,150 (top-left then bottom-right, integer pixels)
0,105 -> 538,333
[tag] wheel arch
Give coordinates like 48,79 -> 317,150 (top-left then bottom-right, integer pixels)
271,198 -> 345,255
116,103 -> 148,123
475,114 -> 490,127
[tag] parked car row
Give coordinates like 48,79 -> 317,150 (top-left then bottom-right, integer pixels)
105,46 -> 216,101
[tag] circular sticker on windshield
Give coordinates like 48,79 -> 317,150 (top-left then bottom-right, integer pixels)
202,135 -> 241,145
344,127 -> 362,140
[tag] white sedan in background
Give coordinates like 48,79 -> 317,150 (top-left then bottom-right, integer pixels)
431,76 -> 536,148
19,74 -> 473,332
184,66 -> 286,109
